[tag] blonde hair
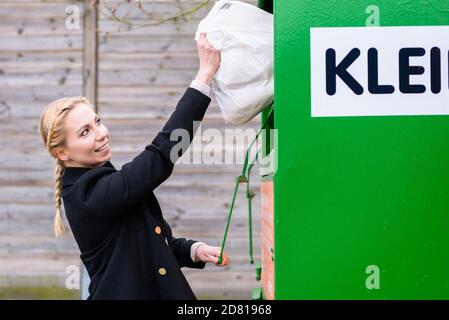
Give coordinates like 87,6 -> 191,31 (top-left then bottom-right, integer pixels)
39,97 -> 91,237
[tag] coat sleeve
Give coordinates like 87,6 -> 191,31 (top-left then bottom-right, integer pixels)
74,88 -> 211,220
170,237 -> 206,269
161,218 -> 206,269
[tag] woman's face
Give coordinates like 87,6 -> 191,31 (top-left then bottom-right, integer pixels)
56,103 -> 111,168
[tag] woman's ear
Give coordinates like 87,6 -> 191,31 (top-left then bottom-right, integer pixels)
54,147 -> 69,161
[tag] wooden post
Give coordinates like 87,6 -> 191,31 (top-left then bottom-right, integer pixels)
83,0 -> 98,112
81,0 -> 98,299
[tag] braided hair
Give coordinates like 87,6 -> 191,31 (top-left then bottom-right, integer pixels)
39,97 -> 91,237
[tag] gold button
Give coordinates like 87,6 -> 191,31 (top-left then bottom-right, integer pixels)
154,226 -> 161,235
158,268 -> 167,276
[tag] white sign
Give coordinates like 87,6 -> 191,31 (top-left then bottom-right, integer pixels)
310,26 -> 449,117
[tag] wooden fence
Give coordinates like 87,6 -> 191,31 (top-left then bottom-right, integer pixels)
0,0 -> 261,299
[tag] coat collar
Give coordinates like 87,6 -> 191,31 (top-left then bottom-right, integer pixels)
61,161 -> 116,187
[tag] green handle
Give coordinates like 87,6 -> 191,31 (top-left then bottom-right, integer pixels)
217,108 -> 273,265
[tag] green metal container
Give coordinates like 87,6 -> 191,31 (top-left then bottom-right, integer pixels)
258,0 -> 449,299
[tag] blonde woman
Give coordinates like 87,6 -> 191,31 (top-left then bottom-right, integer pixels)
39,34 -> 229,300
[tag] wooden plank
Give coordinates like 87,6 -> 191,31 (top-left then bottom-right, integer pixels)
0,62 -> 82,73
0,35 -> 83,51
0,81 -> 81,94
0,62 -> 82,74
98,35 -> 197,53
98,68 -> 197,85
98,18 -> 200,36
0,51 -> 194,72
0,53 -> 82,72
98,52 -> 198,70
0,236 -> 78,254
0,71 -> 82,86
97,0 -> 212,20
83,107 -> 225,120
0,20 -> 82,36
0,2 -> 84,19
0,86 -> 82,111
0,51 -> 81,64
0,252 -> 80,274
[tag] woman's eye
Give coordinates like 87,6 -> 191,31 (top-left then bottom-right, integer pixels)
96,118 -> 101,125
81,129 -> 89,137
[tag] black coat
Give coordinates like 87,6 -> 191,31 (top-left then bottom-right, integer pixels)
61,88 -> 211,299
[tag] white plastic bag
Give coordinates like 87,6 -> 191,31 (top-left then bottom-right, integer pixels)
195,0 -> 274,125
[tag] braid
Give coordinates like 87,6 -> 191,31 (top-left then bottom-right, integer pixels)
39,96 -> 90,237
54,160 -> 66,237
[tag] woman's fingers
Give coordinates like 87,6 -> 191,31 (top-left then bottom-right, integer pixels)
208,255 -> 228,266
210,246 -> 222,256
197,245 -> 229,266
208,255 -> 219,264
195,31 -> 221,84
200,41 -> 214,51
216,254 -> 230,266
198,33 -> 217,51
198,33 -> 206,44
207,251 -> 230,266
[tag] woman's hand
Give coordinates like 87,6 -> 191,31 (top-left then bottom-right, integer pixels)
196,244 -> 230,267
195,33 -> 221,86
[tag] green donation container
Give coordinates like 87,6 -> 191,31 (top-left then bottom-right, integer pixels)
257,0 -> 449,299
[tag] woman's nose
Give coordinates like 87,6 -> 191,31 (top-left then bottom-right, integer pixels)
96,126 -> 108,140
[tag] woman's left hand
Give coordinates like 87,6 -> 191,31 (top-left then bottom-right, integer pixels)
196,244 -> 230,267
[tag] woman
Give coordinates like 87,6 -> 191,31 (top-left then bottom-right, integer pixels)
38,33 -> 229,299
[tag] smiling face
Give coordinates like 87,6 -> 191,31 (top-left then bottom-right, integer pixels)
55,103 -> 111,168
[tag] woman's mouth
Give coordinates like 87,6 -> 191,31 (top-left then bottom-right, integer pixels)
95,142 -> 109,153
